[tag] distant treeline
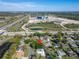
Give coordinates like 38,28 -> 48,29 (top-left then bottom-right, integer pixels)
0,12 -> 25,16
24,12 -> 79,20
0,12 -> 79,20
52,12 -> 79,20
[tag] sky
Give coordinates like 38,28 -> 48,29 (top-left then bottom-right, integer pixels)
0,0 -> 79,11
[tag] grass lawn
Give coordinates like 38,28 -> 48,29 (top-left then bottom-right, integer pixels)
29,22 -> 62,31
64,24 -> 79,29
24,44 -> 29,57
0,22 -> 6,27
62,56 -> 77,59
32,55 -> 46,59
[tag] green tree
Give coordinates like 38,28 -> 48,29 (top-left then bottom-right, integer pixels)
57,31 -> 62,41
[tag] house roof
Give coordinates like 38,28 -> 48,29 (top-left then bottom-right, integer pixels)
57,50 -> 66,56
37,39 -> 43,45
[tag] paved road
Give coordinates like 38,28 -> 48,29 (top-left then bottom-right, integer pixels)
2,31 -> 33,36
1,30 -> 79,36
0,17 -> 25,30
28,46 -> 33,59
22,23 -> 29,31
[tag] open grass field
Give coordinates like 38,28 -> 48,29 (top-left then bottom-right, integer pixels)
29,22 -> 62,31
64,24 -> 79,29
62,56 -> 77,59
0,22 -> 6,27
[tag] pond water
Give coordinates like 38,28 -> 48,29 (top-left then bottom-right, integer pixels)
30,27 -> 46,31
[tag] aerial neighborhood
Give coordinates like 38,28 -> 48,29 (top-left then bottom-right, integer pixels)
0,12 -> 79,59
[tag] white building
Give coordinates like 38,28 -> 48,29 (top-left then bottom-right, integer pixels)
57,50 -> 66,59
21,57 -> 28,59
36,49 -> 45,57
44,36 -> 52,47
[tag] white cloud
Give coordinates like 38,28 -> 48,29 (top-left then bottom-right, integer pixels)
0,2 -> 35,8
0,1 -> 50,11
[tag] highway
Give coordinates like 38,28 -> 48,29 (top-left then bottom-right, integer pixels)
0,16 -> 25,30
